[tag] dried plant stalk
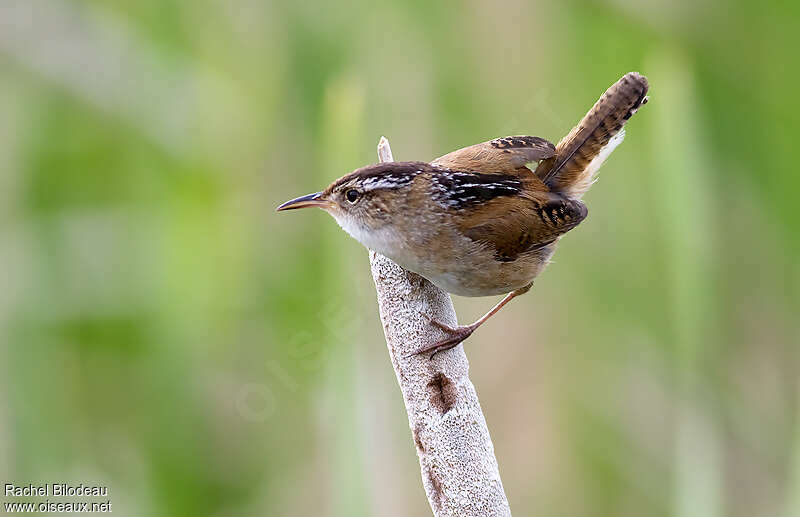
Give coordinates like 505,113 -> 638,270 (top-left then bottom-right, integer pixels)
369,136 -> 511,516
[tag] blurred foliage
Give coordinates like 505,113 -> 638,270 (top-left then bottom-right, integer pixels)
1,0 -> 799,516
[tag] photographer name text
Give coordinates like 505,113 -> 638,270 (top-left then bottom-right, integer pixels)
5,484 -> 108,498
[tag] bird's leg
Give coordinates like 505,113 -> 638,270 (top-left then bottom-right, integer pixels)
408,282 -> 533,359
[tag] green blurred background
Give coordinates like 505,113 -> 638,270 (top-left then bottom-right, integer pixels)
1,0 -> 799,516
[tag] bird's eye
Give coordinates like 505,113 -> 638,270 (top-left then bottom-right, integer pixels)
345,189 -> 360,203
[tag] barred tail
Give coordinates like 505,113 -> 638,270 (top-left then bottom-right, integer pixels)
535,72 -> 649,198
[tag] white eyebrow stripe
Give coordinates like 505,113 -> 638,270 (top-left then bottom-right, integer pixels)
360,173 -> 418,191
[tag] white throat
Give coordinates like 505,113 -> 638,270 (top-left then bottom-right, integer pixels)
331,213 -> 416,268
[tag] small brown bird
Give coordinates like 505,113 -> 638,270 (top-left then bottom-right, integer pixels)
278,72 -> 649,357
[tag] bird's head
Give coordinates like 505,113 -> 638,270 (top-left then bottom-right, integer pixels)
277,162 -> 429,246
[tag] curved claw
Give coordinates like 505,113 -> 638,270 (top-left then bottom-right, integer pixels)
405,322 -> 476,360
407,284 -> 532,359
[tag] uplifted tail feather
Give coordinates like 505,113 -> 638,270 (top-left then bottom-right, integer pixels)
535,72 -> 649,198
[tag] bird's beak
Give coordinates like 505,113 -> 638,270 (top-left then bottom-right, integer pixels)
276,192 -> 333,211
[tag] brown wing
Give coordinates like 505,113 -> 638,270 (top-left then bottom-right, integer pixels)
459,193 -> 587,262
433,136 -> 556,174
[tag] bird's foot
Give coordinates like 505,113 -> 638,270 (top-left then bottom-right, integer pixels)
405,318 -> 477,360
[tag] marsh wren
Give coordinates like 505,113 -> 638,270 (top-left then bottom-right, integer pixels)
278,72 -> 649,357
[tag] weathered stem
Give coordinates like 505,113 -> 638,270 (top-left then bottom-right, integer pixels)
370,136 -> 511,516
